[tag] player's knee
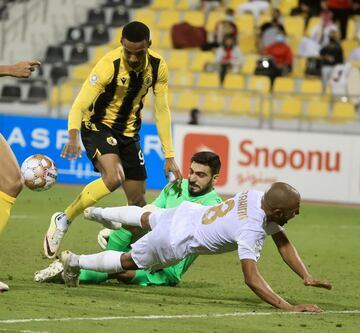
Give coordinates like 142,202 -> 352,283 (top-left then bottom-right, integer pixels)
102,171 -> 124,192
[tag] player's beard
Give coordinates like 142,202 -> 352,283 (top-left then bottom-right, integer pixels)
188,181 -> 212,197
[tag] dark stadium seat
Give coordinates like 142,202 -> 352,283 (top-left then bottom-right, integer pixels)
68,44 -> 89,65
50,64 -> 69,85
109,6 -> 129,27
44,46 -> 65,64
85,8 -> 106,26
64,27 -> 85,45
22,83 -> 48,104
102,0 -> 126,7
130,0 -> 151,8
89,24 -> 110,45
0,84 -> 21,102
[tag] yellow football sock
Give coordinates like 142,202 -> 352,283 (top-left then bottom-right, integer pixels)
65,178 -> 111,221
0,190 -> 16,233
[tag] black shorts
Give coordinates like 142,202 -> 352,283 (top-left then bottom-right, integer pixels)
81,122 -> 147,181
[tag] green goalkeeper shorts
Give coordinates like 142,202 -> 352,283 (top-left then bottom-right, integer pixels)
130,255 -> 198,286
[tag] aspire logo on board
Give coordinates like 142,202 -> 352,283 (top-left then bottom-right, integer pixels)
182,133 -> 229,186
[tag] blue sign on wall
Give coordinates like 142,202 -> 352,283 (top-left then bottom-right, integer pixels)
0,114 -> 167,190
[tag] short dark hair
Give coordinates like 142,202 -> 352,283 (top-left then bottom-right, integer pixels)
122,21 -> 150,42
191,151 -> 221,176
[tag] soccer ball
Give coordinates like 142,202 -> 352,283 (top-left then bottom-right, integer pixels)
20,154 -> 58,191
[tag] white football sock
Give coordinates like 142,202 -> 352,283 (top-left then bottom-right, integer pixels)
101,206 -> 144,227
78,250 -> 123,273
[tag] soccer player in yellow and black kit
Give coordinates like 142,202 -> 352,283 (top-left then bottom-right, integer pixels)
43,21 -> 182,259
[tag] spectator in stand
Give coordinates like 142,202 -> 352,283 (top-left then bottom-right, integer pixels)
215,34 -> 244,85
298,10 -> 338,57
290,1 -> 326,27
352,0 -> 360,14
238,0 -> 270,24
320,27 -> 344,91
260,31 -> 293,85
256,8 -> 286,51
326,0 -> 352,40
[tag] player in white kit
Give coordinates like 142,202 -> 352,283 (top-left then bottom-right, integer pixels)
61,182 -> 332,312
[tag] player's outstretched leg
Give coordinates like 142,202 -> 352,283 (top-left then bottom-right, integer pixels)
34,260 -> 64,283
43,212 -> 71,259
0,281 -> 9,292
60,251 -> 80,287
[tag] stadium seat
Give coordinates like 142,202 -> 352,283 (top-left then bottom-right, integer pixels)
109,6 -> 129,27
159,30 -> 172,48
91,45 -> 112,64
150,0 -> 176,10
305,100 -> 329,121
167,50 -> 189,71
202,94 -> 226,113
89,25 -> 110,45
228,93 -> 253,115
235,14 -> 254,34
111,27 -> 123,46
283,16 -> 305,37
205,11 -> 225,33
241,55 -> 257,75
330,101 -> 357,122
171,71 -> 194,87
238,33 -> 256,54
176,0 -> 191,10
247,75 -> 271,93
158,10 -> 181,30
276,97 -> 302,119
50,83 -> 74,106
197,72 -> 220,88
176,90 -> 200,111
72,64 -> 92,80
183,11 -> 205,27
279,0 -> 298,15
299,78 -> 323,95
342,40 -> 358,60
223,73 -> 245,89
44,46 -> 64,64
22,83 -> 47,104
346,19 -> 356,40
132,9 -> 156,29
0,84 -> 21,102
292,57 -> 306,78
50,64 -> 69,85
273,77 -> 296,93
190,51 -> 215,72
68,44 -> 89,65
64,27 -> 85,45
305,17 -> 320,37
85,8 -> 106,26
101,0 -> 126,7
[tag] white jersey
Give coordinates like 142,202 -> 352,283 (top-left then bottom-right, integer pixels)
131,190 -> 283,271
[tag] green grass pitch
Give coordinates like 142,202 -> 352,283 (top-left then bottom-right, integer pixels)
0,184 -> 359,332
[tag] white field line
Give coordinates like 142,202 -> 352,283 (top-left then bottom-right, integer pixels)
10,215 -> 35,220
0,310 -> 359,324
0,329 -> 49,333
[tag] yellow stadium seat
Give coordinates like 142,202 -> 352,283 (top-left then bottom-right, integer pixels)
228,0 -> 248,8
258,13 -> 271,26
342,40 -> 358,60
72,64 -> 92,80
247,75 -> 271,93
279,0 -> 298,15
238,33 -> 256,54
176,0 -> 191,10
350,61 -> 360,69
273,77 -> 296,93
150,29 -> 161,47
203,94 -> 226,113
190,51 -> 215,72
167,49 -> 189,70
305,100 -> 329,121
346,19 -> 356,40
223,73 -> 245,89
291,57 -> 306,78
150,0 -> 176,10
197,72 -> 220,88
176,90 -> 200,111
205,11 -> 225,33
299,78 -> 323,94
276,97 -> 302,119
228,93 -> 253,115
50,83 -> 74,106
330,101 -> 357,122
132,9 -> 156,30
183,11 -> 205,27
157,30 -> 172,48
110,27 -> 123,46
171,71 -> 194,87
241,55 -> 257,75
91,46 -> 112,64
283,16 -> 305,37
158,10 -> 181,30
305,17 -> 320,37
236,14 -> 254,34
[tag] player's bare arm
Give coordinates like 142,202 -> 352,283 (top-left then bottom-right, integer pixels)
272,231 -> 332,290
164,157 -> 182,181
61,129 -> 82,160
0,61 -> 41,78
241,259 -> 322,312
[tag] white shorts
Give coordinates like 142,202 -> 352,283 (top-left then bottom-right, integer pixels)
130,207 -> 182,271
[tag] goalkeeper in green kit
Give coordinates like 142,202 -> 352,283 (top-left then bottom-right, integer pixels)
34,151 -> 222,286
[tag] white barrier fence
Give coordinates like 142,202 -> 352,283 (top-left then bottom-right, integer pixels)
174,124 -> 360,204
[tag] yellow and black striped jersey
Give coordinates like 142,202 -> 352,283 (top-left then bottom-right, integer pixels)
68,46 -> 174,158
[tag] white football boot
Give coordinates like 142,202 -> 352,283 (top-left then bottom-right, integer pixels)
60,250 -> 80,287
84,207 -> 122,230
43,212 -> 70,259
0,281 -> 9,292
34,260 -> 64,283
